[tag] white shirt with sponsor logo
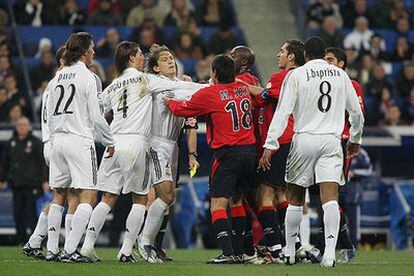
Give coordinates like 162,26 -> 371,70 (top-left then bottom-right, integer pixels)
151,75 -> 206,141
48,61 -> 114,147
264,59 -> 364,150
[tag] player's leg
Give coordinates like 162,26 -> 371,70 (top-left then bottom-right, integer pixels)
46,188 -> 67,260
300,190 -> 311,247
118,193 -> 147,262
23,203 -> 50,259
63,189 -> 79,250
229,194 -> 246,262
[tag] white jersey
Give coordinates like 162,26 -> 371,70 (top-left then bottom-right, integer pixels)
264,59 -> 364,150
48,61 -> 114,147
151,75 -> 206,141
41,79 -> 54,143
100,68 -> 204,137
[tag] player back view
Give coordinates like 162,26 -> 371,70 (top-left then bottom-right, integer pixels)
47,32 -> 114,262
260,36 -> 364,267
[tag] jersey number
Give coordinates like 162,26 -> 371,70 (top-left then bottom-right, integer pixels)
225,99 -> 252,131
317,81 -> 332,113
53,84 -> 75,116
42,95 -> 49,123
117,89 -> 128,118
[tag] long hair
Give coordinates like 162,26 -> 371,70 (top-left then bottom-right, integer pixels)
114,41 -> 140,75
64,32 -> 93,66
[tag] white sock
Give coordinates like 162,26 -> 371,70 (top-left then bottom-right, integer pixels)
28,211 -> 48,248
322,200 -> 340,260
81,202 -> 111,253
284,205 -> 303,258
46,204 -> 64,254
300,213 -> 310,246
64,203 -> 92,255
140,198 -> 168,245
119,204 -> 146,256
63,214 -> 73,250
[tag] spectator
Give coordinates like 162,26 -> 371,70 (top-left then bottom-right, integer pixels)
0,117 -> 47,244
4,74 -> 24,109
389,0 -> 410,27
194,57 -> 211,82
32,80 -> 48,119
405,87 -> 414,121
0,86 -> 9,122
88,0 -> 122,16
208,22 -> 238,55
344,48 -> 359,79
126,0 -> 164,28
395,18 -> 410,38
0,8 -> 13,54
195,0 -> 234,27
372,0 -> 397,28
164,0 -> 195,28
130,18 -> 167,51
96,27 -> 121,57
30,50 -> 55,91
365,63 -> 394,98
318,16 -> 343,48
13,0 -> 57,26
0,55 -> 18,83
59,0 -> 87,26
306,0 -> 342,29
7,105 -> 23,125
34,38 -> 52,59
88,0 -> 123,25
342,0 -> 377,28
364,34 -> 389,62
381,104 -> 409,126
358,53 -> 374,86
174,32 -> 204,61
343,16 -> 373,52
396,63 -> 414,98
392,36 -> 413,62
180,18 -> 208,56
89,59 -> 107,85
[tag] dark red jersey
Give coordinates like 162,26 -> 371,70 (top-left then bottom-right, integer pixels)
342,80 -> 365,141
236,71 -> 263,153
262,69 -> 295,147
168,81 -> 256,149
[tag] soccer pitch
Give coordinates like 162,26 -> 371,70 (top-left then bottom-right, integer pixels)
0,247 -> 413,275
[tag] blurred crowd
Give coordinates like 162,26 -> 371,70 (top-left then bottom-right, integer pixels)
0,0 -> 237,124
305,0 -> 414,126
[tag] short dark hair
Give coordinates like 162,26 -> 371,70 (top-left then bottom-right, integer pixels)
64,32 -> 93,66
325,47 -> 347,69
286,39 -> 305,66
304,36 -> 327,60
55,45 -> 66,66
212,54 -> 235,84
146,44 -> 173,74
114,41 -> 140,75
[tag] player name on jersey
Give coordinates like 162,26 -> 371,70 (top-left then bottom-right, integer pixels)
305,68 -> 341,82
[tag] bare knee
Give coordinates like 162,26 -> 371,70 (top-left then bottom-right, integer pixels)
211,197 -> 229,212
52,188 -> 67,206
287,184 -> 306,206
319,182 -> 338,205
256,183 -> 275,209
79,189 -> 97,206
229,194 -> 243,208
132,193 -> 148,205
67,189 -> 80,214
101,192 -> 118,208
155,181 -> 175,205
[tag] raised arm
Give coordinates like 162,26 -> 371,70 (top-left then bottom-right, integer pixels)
166,87 -> 213,117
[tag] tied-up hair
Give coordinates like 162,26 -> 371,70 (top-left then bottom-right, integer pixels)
64,32 -> 93,66
145,44 -> 173,74
55,45 -> 66,66
114,41 -> 140,75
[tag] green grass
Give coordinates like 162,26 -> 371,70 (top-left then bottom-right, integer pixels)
0,247 -> 413,275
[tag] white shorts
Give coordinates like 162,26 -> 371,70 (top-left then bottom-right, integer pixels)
98,134 -> 151,195
149,136 -> 178,186
49,133 -> 98,190
285,133 -> 345,188
43,141 -> 52,167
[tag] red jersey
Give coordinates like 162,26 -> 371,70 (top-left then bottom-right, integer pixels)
168,81 -> 256,149
262,70 -> 295,147
342,80 -> 365,141
236,71 -> 263,152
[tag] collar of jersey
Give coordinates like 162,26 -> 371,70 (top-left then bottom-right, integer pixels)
306,59 -> 328,65
159,75 -> 179,82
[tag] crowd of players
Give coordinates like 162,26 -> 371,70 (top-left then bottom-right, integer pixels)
20,30 -> 364,268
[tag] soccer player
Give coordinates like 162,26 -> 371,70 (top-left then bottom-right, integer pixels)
47,32 -> 115,263
260,36 -> 364,267
230,45 -> 261,263
165,55 -> 257,264
22,45 -> 66,260
138,44 -> 202,263
80,42 -> 203,262
324,47 -> 365,264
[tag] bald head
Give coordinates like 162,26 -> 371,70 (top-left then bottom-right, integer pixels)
230,45 -> 255,73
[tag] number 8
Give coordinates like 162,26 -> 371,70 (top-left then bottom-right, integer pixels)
317,81 -> 331,113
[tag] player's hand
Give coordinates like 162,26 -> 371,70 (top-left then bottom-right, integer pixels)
0,182 -> 6,190
105,146 -> 115,158
189,155 -> 200,170
42,181 -> 50,192
259,149 -> 273,171
346,142 -> 360,158
182,75 -> 193,82
162,96 -> 172,104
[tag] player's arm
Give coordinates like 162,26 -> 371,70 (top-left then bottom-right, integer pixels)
184,118 -> 200,171
354,81 -> 365,113
146,74 -> 207,94
86,75 -> 115,154
260,71 -> 297,170
165,87 -> 213,117
345,76 -> 365,158
236,78 -> 264,96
